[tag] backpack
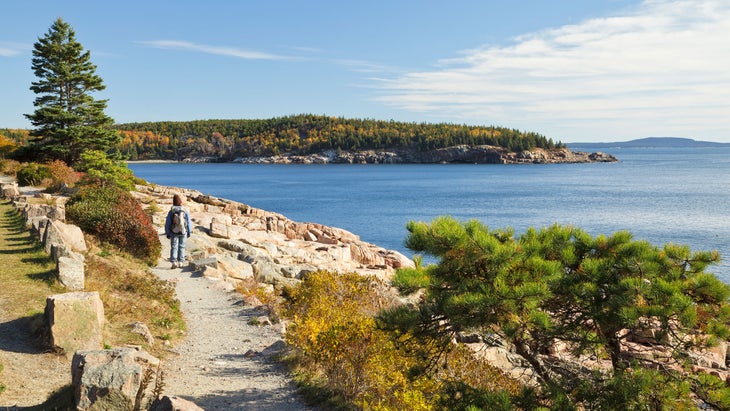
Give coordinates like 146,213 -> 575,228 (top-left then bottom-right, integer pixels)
171,209 -> 187,235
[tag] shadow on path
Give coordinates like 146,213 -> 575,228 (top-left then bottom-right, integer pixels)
0,315 -> 47,355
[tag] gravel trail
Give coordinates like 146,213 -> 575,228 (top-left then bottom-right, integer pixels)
152,234 -> 311,410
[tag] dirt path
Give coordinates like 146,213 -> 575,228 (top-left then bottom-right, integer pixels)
153,235 -> 311,410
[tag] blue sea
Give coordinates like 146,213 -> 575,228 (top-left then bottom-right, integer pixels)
129,146 -> 730,282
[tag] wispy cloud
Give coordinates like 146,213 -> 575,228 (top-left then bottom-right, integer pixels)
372,0 -> 730,140
138,40 -> 288,60
334,58 -> 396,74
0,42 -> 26,57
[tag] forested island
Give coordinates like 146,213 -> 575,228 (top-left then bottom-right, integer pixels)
109,115 -> 616,164
2,115 -> 616,164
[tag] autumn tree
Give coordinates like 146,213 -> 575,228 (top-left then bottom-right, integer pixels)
25,18 -> 119,166
0,134 -> 16,158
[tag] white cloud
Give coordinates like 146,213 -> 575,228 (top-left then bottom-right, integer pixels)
372,0 -> 730,141
0,42 -> 26,57
138,40 -> 288,60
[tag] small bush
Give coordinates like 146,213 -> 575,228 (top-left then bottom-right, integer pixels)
16,162 -> 51,186
0,159 -> 21,175
66,183 -> 161,265
284,271 -> 434,410
45,159 -> 80,191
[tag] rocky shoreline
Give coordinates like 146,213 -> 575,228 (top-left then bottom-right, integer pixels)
133,183 -> 415,290
177,145 -> 617,164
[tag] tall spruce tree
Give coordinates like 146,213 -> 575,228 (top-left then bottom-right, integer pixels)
25,18 -> 119,166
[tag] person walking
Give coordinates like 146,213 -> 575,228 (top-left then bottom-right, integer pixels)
165,194 -> 192,268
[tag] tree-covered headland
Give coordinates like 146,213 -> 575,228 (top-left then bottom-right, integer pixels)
115,115 -> 564,161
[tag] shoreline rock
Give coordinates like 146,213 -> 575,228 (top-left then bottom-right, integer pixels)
225,146 -> 617,164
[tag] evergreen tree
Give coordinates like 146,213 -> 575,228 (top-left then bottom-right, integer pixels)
384,217 -> 730,408
25,18 -> 119,166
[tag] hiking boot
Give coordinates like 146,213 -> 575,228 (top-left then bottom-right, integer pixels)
171,262 -> 178,269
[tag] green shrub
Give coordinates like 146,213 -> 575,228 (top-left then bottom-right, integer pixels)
76,150 -> 135,191
392,269 -> 430,295
16,162 -> 51,186
66,183 -> 161,265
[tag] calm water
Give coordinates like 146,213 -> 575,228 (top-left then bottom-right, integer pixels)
129,147 -> 730,281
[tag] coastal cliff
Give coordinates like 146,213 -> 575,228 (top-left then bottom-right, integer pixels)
231,146 -> 617,165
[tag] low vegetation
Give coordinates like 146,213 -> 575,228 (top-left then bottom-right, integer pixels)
66,182 -> 161,265
83,237 -> 184,355
0,364 -> 5,394
15,159 -> 79,190
0,201 -> 60,318
281,271 -> 522,410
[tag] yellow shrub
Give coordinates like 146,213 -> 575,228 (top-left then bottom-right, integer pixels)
284,270 -> 521,410
284,271 -> 432,409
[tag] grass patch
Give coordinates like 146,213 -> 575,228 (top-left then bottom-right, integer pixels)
82,237 -> 185,358
0,200 -> 184,359
0,200 -> 62,319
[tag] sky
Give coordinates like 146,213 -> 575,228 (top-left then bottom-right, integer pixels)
1,0 -> 728,143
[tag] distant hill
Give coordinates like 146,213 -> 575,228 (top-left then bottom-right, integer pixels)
568,137 -> 730,149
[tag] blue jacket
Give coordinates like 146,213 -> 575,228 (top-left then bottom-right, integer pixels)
165,206 -> 192,238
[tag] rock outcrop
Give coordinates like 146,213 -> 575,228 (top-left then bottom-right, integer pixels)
233,145 -> 618,165
134,183 -> 414,289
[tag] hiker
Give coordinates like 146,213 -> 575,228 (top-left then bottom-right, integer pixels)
165,194 -> 192,268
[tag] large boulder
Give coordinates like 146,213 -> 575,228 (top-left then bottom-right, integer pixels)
43,220 -> 87,255
349,243 -> 383,266
28,216 -> 51,239
72,347 -> 160,411
45,291 -> 104,355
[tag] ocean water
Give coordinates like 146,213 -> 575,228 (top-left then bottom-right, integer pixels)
129,146 -> 730,282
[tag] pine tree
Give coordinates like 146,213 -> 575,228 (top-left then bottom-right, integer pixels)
25,18 -> 119,166
384,217 -> 730,408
